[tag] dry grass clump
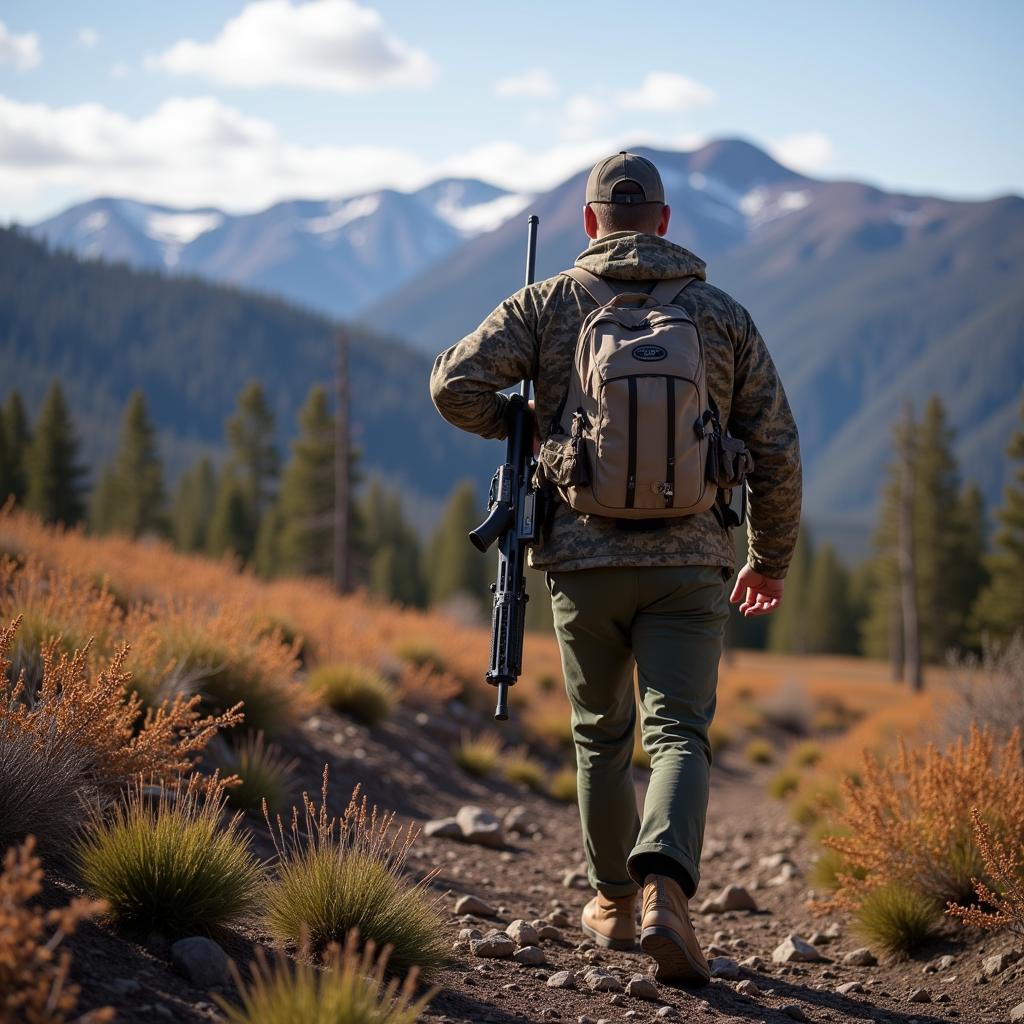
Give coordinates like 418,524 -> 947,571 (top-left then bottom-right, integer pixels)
708,723 -> 732,756
0,618 -> 240,851
264,774 -> 448,979
745,739 -> 775,765
768,768 -> 801,800
394,641 -> 450,677
218,931 -> 434,1024
549,767 -> 578,803
755,679 -> 812,735
0,836 -> 114,1024
819,725 -> 1024,952
944,633 -> 1024,747
503,747 -> 546,792
853,884 -> 942,957
76,774 -> 264,935
454,732 -> 502,778
310,663 -> 395,726
947,807 -> 1024,940
220,732 -> 298,814
792,741 -> 823,767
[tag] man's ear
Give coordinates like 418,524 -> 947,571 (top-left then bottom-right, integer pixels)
656,204 -> 671,236
584,204 -> 600,239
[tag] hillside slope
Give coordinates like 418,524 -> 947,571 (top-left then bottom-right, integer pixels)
0,227 -> 494,508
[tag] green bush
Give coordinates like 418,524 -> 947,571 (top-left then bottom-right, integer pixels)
394,642 -> 448,677
768,768 -> 800,800
264,779 -> 448,979
221,732 -> 298,814
745,739 -> 775,765
76,776 -> 264,934
504,748 -> 546,792
310,663 -> 394,726
549,767 -> 578,803
217,932 -> 433,1024
854,883 -> 941,957
792,741 -> 823,767
454,733 -> 501,778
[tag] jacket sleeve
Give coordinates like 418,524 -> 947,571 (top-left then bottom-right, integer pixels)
429,287 -> 538,440
729,310 -> 802,578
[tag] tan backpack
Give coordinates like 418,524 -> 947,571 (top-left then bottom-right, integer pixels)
538,267 -> 752,520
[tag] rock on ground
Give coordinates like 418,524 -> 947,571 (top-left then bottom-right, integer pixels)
836,981 -> 865,994
709,956 -> 741,980
455,894 -> 496,917
699,884 -> 759,914
424,817 -> 462,838
170,937 -> 229,988
842,946 -> 877,967
506,919 -> 541,946
514,945 -> 546,966
547,970 -> 577,989
736,979 -> 762,996
625,974 -> 659,1000
907,987 -> 931,1003
455,806 -> 505,848
772,934 -> 827,964
1010,1002 -> 1024,1022
983,950 -> 1021,977
583,968 -> 623,992
471,933 -> 516,958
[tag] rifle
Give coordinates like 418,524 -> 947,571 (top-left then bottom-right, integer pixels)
468,214 -> 543,721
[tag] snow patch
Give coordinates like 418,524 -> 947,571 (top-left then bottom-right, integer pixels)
80,210 -> 110,234
433,192 -> 531,236
891,209 -> 925,227
303,195 -> 381,235
741,188 -> 810,225
145,211 -> 224,245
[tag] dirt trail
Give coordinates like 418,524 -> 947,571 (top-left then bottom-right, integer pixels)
65,699 -> 1023,1024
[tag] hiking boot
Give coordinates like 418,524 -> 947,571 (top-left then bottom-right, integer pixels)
580,890 -> 637,950
640,874 -> 710,985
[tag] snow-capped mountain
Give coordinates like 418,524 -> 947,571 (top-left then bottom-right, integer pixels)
30,179 -> 531,318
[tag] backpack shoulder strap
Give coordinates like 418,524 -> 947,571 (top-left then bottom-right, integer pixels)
649,276 -> 697,306
561,267 -> 618,306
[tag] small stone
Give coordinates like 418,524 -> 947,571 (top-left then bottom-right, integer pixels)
504,805 -> 537,835
452,940 -> 468,953
780,1005 -> 810,1022
936,954 -> 956,971
1009,1002 -> 1024,1022
699,884 -> 760,915
514,945 -> 546,966
736,979 -> 762,996
507,920 -> 541,947
907,988 -> 931,1003
836,982 -> 864,995
537,925 -> 563,942
563,869 -> 590,889
584,968 -> 623,993
808,931 -> 831,946
170,936 -> 229,988
424,817 -> 462,839
540,1010 -> 560,1020
738,954 -> 765,970
773,935 -> 827,964
608,994 -> 626,1006
455,895 -> 497,917
824,922 -> 842,940
625,974 -> 659,1001
768,863 -> 800,886
983,951 -> 1020,977
471,934 -> 515,958
455,806 -> 505,849
759,852 -> 789,869
549,909 -> 571,928
578,1017 -> 596,1024
709,956 -> 741,980
656,1008 -> 680,1020
842,947 -> 877,967
935,993 -> 952,1003
459,928 -> 483,941
547,970 -> 577,989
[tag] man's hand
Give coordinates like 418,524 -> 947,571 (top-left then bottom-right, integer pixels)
729,564 -> 784,617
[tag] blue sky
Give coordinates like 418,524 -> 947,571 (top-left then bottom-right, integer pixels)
1,0 -> 1020,221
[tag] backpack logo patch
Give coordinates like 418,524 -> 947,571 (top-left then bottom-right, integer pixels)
632,344 -> 668,362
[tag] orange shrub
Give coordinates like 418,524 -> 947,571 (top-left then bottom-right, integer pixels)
0,836 -> 113,1024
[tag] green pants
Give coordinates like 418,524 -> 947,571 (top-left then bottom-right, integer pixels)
548,565 -> 728,899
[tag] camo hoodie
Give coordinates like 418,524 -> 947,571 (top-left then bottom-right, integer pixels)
429,231 -> 801,577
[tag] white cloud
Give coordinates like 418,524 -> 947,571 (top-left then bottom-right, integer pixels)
0,94 -> 431,217
494,68 -> 557,99
77,27 -> 100,48
562,93 -> 603,139
619,72 -> 714,113
149,0 -> 437,92
770,132 -> 834,173
0,20 -> 41,69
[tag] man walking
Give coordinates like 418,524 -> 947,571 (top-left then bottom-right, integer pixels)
430,152 -> 801,984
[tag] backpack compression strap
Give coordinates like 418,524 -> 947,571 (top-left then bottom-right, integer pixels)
562,267 -> 695,307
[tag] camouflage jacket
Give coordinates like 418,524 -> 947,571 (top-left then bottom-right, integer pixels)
429,231 -> 802,577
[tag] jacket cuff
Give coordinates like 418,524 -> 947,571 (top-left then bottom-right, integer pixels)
748,557 -> 788,580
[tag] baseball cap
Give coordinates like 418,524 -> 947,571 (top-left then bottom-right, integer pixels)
585,151 -> 665,205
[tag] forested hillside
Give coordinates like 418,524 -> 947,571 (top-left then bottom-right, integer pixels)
0,227 -> 493,511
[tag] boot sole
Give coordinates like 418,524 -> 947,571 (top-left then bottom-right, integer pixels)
640,926 -> 710,986
580,918 -> 636,951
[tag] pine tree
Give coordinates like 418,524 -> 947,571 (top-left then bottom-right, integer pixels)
207,474 -> 251,559
254,500 -> 284,579
225,381 -> 280,532
766,523 -> 813,653
88,466 -> 119,535
24,383 -> 86,526
172,457 -> 217,552
427,480 -> 487,607
277,387 -> 335,578
972,397 -> 1024,641
950,483 -> 988,645
110,391 -> 166,537
360,481 -> 425,606
3,391 -> 31,504
0,411 -> 10,503
804,543 -> 857,654
861,463 -> 901,664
